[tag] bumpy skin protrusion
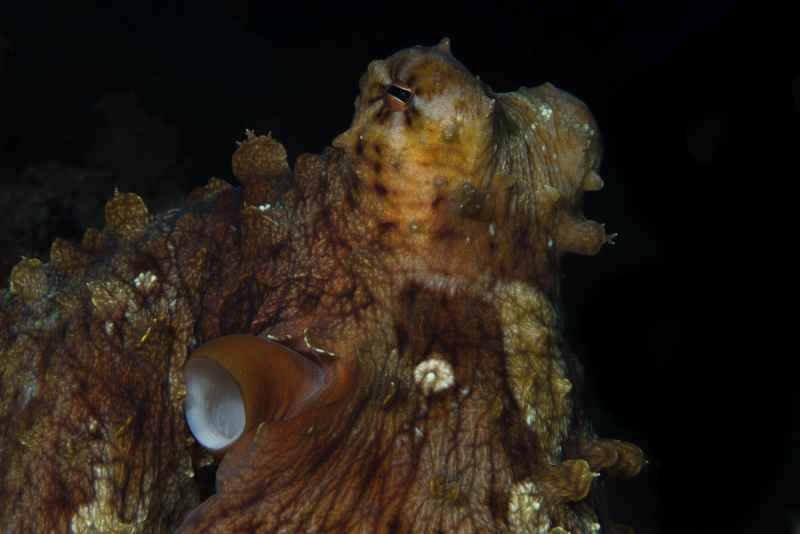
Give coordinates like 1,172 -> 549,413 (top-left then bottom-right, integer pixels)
8,257 -> 48,301
577,437 -> 646,479
232,129 -> 292,207
0,40 -> 640,533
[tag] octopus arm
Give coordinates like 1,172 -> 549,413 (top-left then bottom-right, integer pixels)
0,142 -> 324,531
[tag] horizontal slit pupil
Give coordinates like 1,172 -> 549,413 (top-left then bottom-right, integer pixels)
387,85 -> 413,104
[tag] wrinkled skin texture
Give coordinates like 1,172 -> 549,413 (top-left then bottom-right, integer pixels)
0,40 -> 643,533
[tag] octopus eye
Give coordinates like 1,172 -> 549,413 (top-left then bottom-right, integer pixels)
385,84 -> 414,112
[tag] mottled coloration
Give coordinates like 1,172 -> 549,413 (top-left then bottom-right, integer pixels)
0,39 -> 643,533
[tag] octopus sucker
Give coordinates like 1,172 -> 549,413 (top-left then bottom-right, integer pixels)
0,40 -> 642,533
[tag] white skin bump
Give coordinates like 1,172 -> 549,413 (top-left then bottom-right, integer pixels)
184,357 -> 246,451
414,358 -> 455,396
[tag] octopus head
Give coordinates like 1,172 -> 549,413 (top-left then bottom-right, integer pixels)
333,38 -> 496,231
333,38 -> 610,281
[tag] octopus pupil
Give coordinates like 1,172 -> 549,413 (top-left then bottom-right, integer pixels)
387,84 -> 413,104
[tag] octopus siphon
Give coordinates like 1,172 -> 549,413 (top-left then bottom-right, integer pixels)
0,38 -> 644,533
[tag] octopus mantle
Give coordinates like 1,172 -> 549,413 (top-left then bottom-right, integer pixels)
0,40 -> 643,533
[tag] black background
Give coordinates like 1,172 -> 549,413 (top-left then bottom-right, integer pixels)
0,2 -> 793,533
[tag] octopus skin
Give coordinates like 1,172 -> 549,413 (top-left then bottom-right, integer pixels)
0,39 -> 644,533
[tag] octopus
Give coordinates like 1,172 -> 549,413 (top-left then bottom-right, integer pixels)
0,39 -> 644,533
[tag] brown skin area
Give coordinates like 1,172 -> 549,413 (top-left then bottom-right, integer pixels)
0,40 -> 642,533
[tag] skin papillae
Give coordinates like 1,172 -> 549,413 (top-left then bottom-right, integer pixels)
0,39 -> 644,533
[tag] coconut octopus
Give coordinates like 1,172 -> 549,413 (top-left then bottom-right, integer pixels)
0,39 -> 644,533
